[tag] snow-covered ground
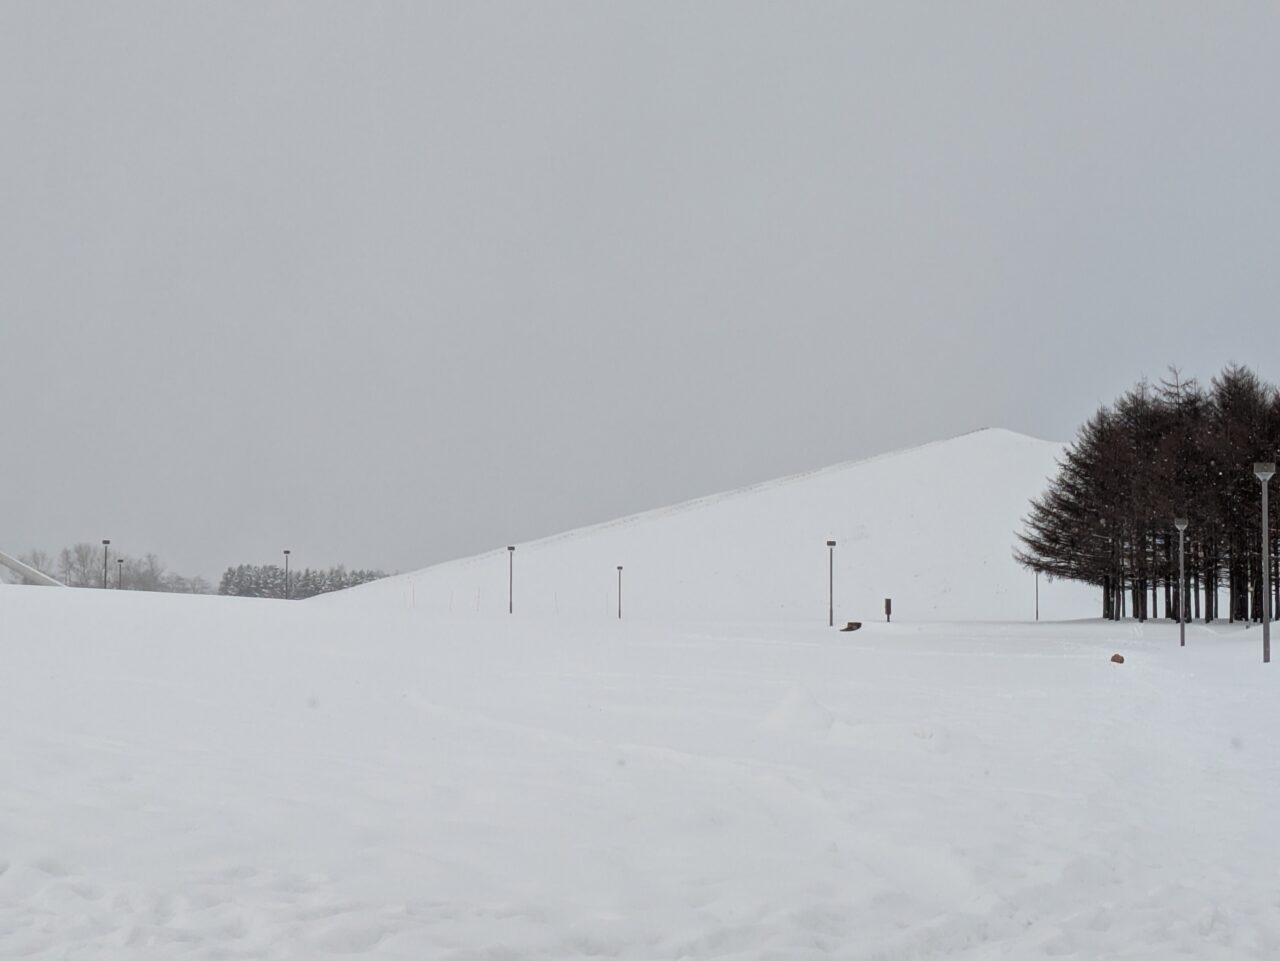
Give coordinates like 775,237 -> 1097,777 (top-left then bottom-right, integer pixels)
4,583 -> 1279,959
332,429 -> 1099,623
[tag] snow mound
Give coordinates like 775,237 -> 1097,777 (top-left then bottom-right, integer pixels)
325,428 -> 1097,622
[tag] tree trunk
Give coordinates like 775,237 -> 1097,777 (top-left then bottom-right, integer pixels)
1269,547 -> 1280,624
1228,546 -> 1237,623
1150,532 -> 1159,619
1202,544 -> 1211,623
1163,534 -> 1172,618
1193,566 -> 1201,621
1254,552 -> 1264,622
1238,551 -> 1252,622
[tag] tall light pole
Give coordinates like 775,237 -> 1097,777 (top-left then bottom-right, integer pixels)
102,539 -> 110,589
507,546 -> 515,614
826,540 -> 836,627
283,549 -> 291,600
117,557 -> 124,590
1035,571 -> 1040,622
617,565 -> 623,620
1175,517 -> 1188,648
1256,463 -> 1275,663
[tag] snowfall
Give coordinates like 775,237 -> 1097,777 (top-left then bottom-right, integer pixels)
4,430 -> 1279,959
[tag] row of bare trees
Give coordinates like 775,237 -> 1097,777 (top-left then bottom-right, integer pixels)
16,545 -> 211,593
10,546 -> 387,600
1018,366 -> 1280,622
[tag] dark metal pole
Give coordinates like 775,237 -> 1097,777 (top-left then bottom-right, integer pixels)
1035,571 -> 1039,621
1179,528 -> 1186,647
283,550 -> 291,600
102,539 -> 110,589
117,558 -> 123,589
1175,518 -> 1188,648
1264,479 -> 1272,663
1257,464 -> 1275,663
826,540 -> 836,627
617,565 -> 623,619
508,546 -> 515,614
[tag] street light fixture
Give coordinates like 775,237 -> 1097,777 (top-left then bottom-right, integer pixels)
283,549 -> 291,600
826,540 -> 836,627
507,546 -> 515,614
1174,517 -> 1188,648
617,565 -> 623,620
117,557 -> 124,590
102,539 -> 110,589
1256,463 -> 1275,663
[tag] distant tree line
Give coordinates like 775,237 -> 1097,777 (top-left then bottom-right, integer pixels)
1017,365 -> 1280,622
216,564 -> 386,599
9,545 -> 387,600
16,544 -> 211,593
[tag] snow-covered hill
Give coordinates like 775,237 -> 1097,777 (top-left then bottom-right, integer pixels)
329,428 -> 1098,622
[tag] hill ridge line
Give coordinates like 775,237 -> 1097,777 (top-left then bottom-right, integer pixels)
395,427 -> 1060,579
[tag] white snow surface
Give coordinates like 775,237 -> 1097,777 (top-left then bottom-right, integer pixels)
5,583 -> 1280,959
328,428 -> 1097,623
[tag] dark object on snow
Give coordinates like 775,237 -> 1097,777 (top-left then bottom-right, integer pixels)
841,621 -> 862,632
1111,653 -> 1125,664
884,598 -> 892,622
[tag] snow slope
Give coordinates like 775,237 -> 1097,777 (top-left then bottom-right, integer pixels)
328,428 -> 1097,622
3,584 -> 1278,959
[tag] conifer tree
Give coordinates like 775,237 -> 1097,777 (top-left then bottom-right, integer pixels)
1018,366 -> 1280,622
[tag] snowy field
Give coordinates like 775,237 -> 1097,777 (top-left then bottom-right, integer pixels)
4,584 -> 1279,959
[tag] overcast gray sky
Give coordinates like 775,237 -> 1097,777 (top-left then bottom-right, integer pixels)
3,2 -> 1279,581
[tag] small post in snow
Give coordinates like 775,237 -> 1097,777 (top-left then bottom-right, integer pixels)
826,540 -> 836,627
617,565 -> 623,619
507,545 -> 515,614
884,597 -> 892,623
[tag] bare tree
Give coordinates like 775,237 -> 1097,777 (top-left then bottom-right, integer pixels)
17,543 -> 211,593
58,543 -> 103,588
18,549 -> 57,578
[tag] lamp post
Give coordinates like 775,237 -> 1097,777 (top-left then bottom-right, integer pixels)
283,549 -> 291,600
1174,517 -> 1188,648
617,565 -> 623,620
1256,463 -> 1275,663
117,557 -> 123,590
826,540 -> 836,627
1035,570 -> 1040,622
507,546 -> 515,614
102,539 -> 110,589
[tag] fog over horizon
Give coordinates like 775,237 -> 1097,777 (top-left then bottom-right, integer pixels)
4,3 -> 1279,582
